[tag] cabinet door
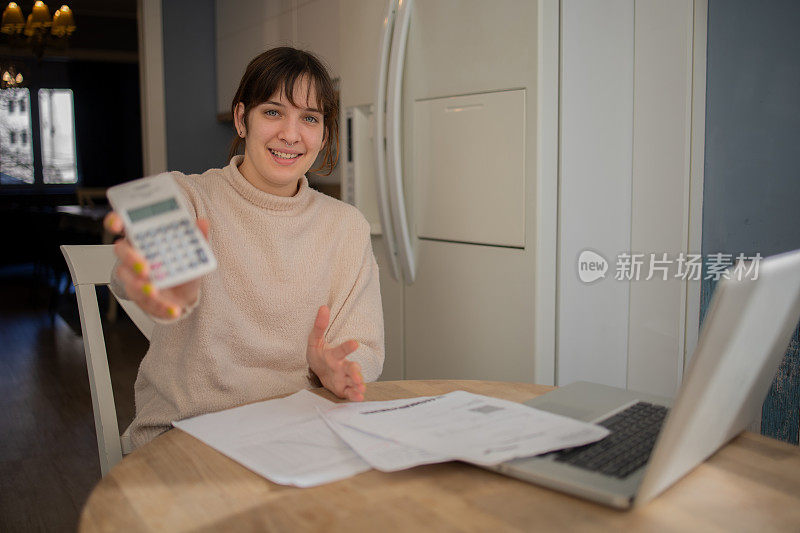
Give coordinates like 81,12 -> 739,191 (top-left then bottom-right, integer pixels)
297,0 -> 341,78
413,90 -> 526,248
215,0 -> 293,115
338,0 -> 387,108
404,239 -> 536,381
405,0 -> 538,100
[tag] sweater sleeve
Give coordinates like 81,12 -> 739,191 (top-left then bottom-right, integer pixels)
325,224 -> 385,382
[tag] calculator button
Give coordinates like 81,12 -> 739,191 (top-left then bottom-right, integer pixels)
128,219 -> 213,286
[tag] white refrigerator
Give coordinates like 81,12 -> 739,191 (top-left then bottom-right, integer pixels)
339,0 -> 559,384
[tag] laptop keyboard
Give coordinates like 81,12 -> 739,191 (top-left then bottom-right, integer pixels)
553,401 -> 669,479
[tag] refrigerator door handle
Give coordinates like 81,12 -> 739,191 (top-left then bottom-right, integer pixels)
373,0 -> 401,281
386,0 -> 416,284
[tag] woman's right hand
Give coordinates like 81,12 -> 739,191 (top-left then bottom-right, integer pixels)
104,211 -> 210,320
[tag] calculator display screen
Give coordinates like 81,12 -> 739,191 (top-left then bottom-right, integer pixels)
127,198 -> 179,223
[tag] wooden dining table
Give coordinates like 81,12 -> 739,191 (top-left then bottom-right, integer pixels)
79,380 -> 800,532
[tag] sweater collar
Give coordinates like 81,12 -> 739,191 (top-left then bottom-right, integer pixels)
224,155 -> 313,212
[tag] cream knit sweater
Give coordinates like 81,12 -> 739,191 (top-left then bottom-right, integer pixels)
116,157 -> 384,449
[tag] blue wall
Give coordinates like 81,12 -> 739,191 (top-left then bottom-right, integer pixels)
703,0 -> 800,258
162,0 -> 232,174
702,0 -> 800,444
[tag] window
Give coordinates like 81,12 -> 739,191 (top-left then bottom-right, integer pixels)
39,89 -> 78,184
0,88 -> 34,184
1,87 -> 78,186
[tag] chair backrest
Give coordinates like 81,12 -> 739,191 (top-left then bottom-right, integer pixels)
60,244 -> 154,476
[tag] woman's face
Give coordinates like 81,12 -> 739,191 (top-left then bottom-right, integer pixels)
235,78 -> 325,197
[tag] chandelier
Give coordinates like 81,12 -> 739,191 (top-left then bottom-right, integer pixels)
1,64 -> 23,88
1,2 -> 75,59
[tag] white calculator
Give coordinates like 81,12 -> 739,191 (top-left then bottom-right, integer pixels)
107,173 -> 217,289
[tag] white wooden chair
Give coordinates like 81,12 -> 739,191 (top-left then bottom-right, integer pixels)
60,244 -> 154,476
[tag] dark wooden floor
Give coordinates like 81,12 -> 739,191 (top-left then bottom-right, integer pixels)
0,265 -> 147,532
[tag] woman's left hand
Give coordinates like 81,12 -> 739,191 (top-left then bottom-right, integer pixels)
306,305 -> 366,401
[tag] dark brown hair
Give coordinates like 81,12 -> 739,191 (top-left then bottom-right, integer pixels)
228,47 -> 339,175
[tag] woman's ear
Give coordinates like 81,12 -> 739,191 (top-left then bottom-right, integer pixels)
234,102 -> 246,138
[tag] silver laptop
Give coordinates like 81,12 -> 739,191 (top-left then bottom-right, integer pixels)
488,249 -> 800,509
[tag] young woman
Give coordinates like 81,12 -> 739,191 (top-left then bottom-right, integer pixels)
105,47 -> 384,449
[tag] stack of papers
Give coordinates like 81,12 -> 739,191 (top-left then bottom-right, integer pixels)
173,390 -> 370,487
173,389 -> 609,487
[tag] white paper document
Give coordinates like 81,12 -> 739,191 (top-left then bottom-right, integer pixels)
324,391 -> 611,466
173,389 -> 610,487
317,404 -> 450,472
173,390 -> 370,487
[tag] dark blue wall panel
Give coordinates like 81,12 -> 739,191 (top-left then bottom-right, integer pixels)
702,0 -> 800,444
162,0 -> 232,174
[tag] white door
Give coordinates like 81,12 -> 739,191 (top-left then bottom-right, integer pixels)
558,0 -> 704,397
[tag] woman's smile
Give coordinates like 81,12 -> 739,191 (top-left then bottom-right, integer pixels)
268,147 -> 303,164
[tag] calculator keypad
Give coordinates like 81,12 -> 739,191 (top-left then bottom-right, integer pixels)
133,219 -> 209,284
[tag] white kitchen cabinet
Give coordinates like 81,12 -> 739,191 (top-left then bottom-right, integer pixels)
215,0 -> 340,116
